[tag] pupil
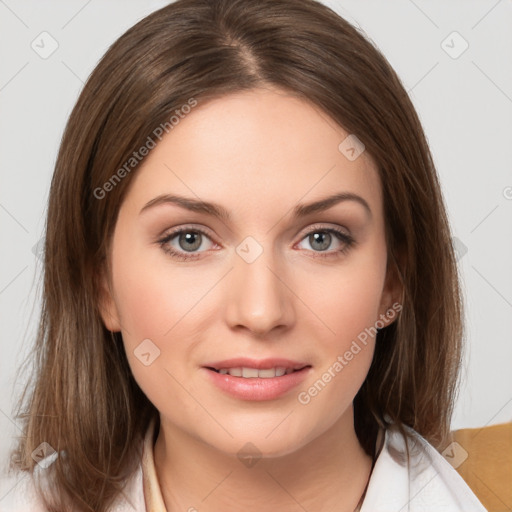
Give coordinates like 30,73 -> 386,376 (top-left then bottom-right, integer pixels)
179,232 -> 201,251
310,232 -> 331,251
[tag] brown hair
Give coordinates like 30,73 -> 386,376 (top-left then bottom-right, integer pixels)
10,0 -> 464,510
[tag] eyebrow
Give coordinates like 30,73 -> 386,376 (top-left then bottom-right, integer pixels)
139,192 -> 372,220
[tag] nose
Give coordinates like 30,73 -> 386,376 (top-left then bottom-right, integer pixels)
224,247 -> 295,337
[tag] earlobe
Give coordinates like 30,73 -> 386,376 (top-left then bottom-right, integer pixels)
378,257 -> 404,328
96,269 -> 122,332
377,299 -> 402,329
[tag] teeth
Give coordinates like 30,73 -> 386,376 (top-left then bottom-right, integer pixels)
242,367 -> 259,378
275,367 -> 287,377
217,366 -> 292,378
259,368 -> 279,378
228,367 -> 242,377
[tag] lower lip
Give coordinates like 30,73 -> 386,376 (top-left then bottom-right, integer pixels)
202,367 -> 311,401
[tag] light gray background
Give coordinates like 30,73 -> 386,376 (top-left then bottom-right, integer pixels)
1,0 -> 511,501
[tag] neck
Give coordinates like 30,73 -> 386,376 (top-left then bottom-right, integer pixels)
154,406 -> 375,512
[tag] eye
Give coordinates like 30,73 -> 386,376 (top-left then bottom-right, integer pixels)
157,224 -> 356,262
295,225 -> 355,258
158,227 -> 216,261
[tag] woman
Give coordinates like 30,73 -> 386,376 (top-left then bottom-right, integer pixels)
7,0 -> 487,510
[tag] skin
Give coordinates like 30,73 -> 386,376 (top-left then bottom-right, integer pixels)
99,87 -> 401,512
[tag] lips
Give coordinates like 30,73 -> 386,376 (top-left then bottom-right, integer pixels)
201,357 -> 312,400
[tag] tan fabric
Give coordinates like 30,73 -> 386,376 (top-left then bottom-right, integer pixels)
450,422 -> 512,512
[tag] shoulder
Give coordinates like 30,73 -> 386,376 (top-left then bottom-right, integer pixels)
360,423 -> 488,512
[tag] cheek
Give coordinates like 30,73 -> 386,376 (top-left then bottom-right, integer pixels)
297,250 -> 387,348
112,268 -> 173,340
292,248 -> 386,405
294,273 -> 382,428
109,243 -> 219,401
111,261 -> 195,415
111,238 -> 211,340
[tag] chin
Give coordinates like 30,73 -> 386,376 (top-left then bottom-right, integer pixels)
198,420 -> 320,461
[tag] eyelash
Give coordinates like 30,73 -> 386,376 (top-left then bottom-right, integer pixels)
157,225 -> 356,262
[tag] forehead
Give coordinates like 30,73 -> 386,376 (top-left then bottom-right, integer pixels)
121,88 -> 382,220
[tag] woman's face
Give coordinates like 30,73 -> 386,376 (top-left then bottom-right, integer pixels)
100,88 -> 399,457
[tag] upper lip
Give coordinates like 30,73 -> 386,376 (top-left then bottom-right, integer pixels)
203,358 -> 310,371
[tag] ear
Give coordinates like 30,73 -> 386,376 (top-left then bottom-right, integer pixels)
96,266 -> 122,332
377,252 -> 404,328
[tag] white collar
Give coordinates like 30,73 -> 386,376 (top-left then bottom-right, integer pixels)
360,423 -> 487,512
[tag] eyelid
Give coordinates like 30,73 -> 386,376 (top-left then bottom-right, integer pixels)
158,223 -> 217,240
158,222 -> 351,245
295,222 -> 351,239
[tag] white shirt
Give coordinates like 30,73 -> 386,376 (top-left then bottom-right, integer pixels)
1,420 -> 488,511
